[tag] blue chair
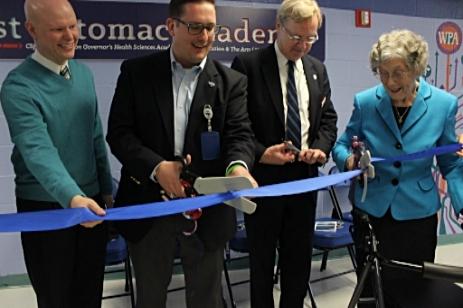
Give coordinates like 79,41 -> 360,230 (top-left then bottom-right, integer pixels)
223,219 -> 249,308
102,233 -> 135,307
227,218 -> 319,308
312,167 -> 356,279
326,165 -> 353,222
223,215 -> 285,308
296,168 -> 356,307
102,177 -> 135,307
272,246 -> 318,307
312,218 -> 356,274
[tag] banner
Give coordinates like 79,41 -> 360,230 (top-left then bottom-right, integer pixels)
0,0 -> 326,61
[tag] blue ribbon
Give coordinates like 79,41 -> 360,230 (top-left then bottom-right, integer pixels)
0,193 -> 238,232
0,144 -> 460,233
372,143 -> 462,163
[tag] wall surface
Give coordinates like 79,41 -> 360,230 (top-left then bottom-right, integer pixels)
0,0 -> 462,277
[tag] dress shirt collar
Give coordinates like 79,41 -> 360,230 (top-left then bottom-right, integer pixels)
169,48 -> 206,73
31,50 -> 69,76
274,42 -> 303,73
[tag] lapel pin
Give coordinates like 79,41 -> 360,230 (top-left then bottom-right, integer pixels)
313,74 -> 317,80
208,81 -> 216,87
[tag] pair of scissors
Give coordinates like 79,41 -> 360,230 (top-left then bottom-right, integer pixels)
351,136 -> 375,202
160,156 -> 203,236
284,140 -> 301,155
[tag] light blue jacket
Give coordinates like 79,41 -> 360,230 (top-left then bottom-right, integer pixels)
332,78 -> 463,220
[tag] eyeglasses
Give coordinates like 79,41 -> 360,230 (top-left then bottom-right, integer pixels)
281,24 -> 319,44
173,17 -> 222,35
377,69 -> 409,82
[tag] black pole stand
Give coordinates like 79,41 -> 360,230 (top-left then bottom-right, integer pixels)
348,215 -> 385,308
348,210 -> 463,308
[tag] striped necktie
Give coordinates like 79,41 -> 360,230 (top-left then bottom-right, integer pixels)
60,65 -> 70,80
286,60 -> 301,149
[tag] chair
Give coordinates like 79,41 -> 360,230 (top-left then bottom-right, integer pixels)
166,246 -> 186,293
102,177 -> 135,307
312,218 -> 356,275
280,167 -> 354,307
311,166 -> 357,280
223,219 -> 250,308
270,168 -> 355,308
326,166 -> 353,222
102,233 -> 136,308
224,217 -> 315,308
273,248 -> 318,308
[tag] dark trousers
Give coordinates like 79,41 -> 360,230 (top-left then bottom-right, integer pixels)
18,197 -> 108,308
128,214 -> 225,308
245,192 -> 317,308
352,208 -> 438,308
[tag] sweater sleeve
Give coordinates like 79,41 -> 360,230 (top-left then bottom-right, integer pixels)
1,83 -> 83,208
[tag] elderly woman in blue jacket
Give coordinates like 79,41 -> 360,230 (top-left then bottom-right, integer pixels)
333,29 -> 463,305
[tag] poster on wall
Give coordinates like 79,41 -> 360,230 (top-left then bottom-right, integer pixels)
429,20 -> 463,235
0,1 -> 326,62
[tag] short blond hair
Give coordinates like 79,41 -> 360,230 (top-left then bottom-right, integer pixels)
370,29 -> 428,76
277,0 -> 322,28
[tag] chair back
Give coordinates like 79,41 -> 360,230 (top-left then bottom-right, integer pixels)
228,220 -> 248,253
102,177 -> 135,308
105,234 -> 128,266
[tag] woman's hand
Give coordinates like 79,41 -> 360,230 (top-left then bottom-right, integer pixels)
457,134 -> 463,157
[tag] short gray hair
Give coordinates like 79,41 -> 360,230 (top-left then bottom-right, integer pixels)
370,29 -> 428,76
277,0 -> 322,28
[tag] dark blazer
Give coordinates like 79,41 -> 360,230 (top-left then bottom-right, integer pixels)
107,50 -> 255,247
231,45 -> 337,184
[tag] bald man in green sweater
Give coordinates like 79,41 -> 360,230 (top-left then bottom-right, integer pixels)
0,0 -> 112,307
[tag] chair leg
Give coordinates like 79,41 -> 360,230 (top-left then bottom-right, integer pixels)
320,251 -> 329,271
307,281 -> 318,308
126,256 -> 136,308
328,187 -> 344,220
223,259 -> 237,308
347,245 -> 357,269
124,260 -> 129,292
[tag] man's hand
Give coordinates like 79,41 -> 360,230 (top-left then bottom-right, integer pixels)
299,149 -> 327,165
70,195 -> 106,228
457,134 -> 463,157
227,165 -> 258,188
156,155 -> 192,198
259,143 -> 296,165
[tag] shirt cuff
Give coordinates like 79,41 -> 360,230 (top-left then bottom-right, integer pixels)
150,162 -> 164,183
225,160 -> 248,176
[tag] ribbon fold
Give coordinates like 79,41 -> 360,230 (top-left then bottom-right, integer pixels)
0,143 -> 461,233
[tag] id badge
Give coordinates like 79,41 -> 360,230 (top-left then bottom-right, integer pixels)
201,131 -> 220,160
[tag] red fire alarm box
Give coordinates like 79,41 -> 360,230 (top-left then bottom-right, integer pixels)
355,9 -> 371,28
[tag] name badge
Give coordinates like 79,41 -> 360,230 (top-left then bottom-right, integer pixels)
201,104 -> 220,160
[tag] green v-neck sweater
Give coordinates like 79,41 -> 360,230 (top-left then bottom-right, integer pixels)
1,57 -> 112,208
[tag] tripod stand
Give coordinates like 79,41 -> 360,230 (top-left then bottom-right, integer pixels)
348,211 -> 385,308
348,210 -> 463,308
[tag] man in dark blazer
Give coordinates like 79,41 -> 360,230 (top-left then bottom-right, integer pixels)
231,0 -> 337,307
106,0 -> 256,307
